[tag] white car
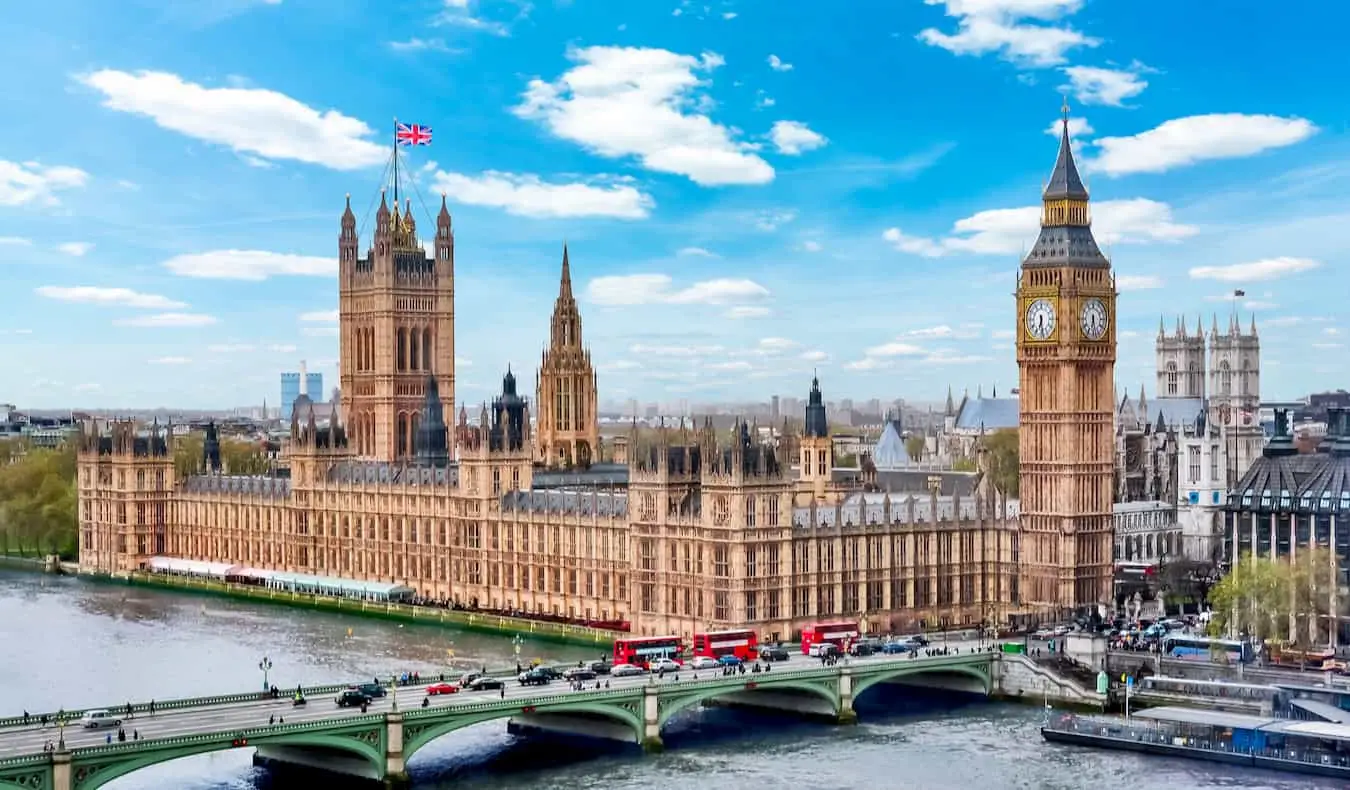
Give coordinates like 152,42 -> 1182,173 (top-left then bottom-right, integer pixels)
610,663 -> 646,677
80,710 -> 121,730
689,656 -> 720,670
649,657 -> 682,673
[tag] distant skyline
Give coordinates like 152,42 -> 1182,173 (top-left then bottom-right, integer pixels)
2,0 -> 1344,409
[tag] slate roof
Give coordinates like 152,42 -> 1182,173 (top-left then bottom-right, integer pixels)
872,469 -> 981,497
953,397 -> 1019,431
500,488 -> 629,517
1229,408 -> 1350,515
531,463 -> 629,489
872,421 -> 909,469
325,461 -> 458,487
791,491 -> 1017,528
1119,396 -> 1206,432
181,475 -> 291,498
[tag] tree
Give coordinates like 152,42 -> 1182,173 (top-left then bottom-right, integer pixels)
0,443 -> 78,558
952,457 -> 977,472
1204,550 -> 1347,646
983,429 -> 1019,496
1206,552 -> 1292,643
904,435 -> 925,462
174,432 -> 269,476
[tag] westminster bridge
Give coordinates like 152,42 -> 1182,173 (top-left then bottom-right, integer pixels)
0,649 -> 1101,790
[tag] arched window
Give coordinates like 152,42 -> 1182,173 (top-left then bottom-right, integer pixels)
397,329 -> 407,372
1166,361 -> 1178,395
422,328 -> 432,371
1219,360 -> 1232,396
409,330 -> 419,372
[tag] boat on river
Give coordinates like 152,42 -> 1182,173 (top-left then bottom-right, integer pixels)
1042,705 -> 1350,779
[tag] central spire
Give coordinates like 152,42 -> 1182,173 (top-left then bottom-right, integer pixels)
1044,96 -> 1089,205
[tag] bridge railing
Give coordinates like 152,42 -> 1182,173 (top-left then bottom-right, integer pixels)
0,683 -> 356,731
0,660 -> 589,731
68,712 -> 389,758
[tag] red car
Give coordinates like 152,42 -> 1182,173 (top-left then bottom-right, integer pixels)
426,682 -> 458,696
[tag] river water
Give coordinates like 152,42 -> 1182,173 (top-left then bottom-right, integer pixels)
0,569 -> 1339,790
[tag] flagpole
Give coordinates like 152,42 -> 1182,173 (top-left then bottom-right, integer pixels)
392,117 -> 400,207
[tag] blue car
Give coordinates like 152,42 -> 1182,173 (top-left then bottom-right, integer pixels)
717,654 -> 743,666
882,641 -> 913,654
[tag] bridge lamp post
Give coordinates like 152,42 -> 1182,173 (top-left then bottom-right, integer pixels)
512,635 -> 524,667
57,718 -> 65,751
258,656 -> 273,691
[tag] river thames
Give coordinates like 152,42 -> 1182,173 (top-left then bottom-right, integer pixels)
0,569 -> 1340,790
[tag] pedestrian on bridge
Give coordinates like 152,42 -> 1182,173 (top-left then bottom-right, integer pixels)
21,711 -> 27,726
269,715 -> 275,726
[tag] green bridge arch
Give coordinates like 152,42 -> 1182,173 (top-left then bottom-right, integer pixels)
656,677 -> 840,728
851,662 -> 993,702
403,699 -> 646,759
72,731 -> 384,790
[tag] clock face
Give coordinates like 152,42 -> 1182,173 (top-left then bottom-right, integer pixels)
1024,298 -> 1057,341
1080,298 -> 1108,341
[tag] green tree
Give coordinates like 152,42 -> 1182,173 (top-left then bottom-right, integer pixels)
952,457 -> 977,472
983,429 -> 1019,496
904,435 -> 925,462
0,443 -> 77,558
1207,552 -> 1296,643
174,432 -> 269,476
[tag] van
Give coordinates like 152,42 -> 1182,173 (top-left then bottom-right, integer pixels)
809,642 -> 841,658
80,710 -> 121,730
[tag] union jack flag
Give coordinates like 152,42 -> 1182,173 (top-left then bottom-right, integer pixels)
396,123 -> 433,147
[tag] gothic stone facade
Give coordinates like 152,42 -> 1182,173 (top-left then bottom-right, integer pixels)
1015,109 -> 1116,616
75,182 -> 1025,638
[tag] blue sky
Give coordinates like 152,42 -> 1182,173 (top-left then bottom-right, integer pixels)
2,0 -> 1344,410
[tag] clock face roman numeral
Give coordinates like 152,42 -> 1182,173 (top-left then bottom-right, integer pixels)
1080,298 -> 1108,341
1024,298 -> 1056,341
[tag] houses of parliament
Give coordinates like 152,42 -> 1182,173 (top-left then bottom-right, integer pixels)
75,110 -> 1115,638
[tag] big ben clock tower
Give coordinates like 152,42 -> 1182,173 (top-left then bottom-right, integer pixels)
1015,101 -> 1116,619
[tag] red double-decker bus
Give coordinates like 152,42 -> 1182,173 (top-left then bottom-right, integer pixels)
691,629 -> 760,660
800,621 -> 859,655
613,635 -> 683,668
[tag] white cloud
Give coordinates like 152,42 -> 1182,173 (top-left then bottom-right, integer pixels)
1117,274 -> 1163,291
302,327 -> 340,337
723,12 -> 737,19
924,350 -> 992,364
1089,114 -> 1318,176
35,285 -> 186,309
76,70 -> 386,170
514,46 -> 774,186
754,209 -> 797,231
57,242 -> 93,257
769,121 -> 828,156
455,356 -> 472,368
904,325 -> 980,339
587,273 -> 770,306
115,313 -> 218,328
1324,327 -> 1342,336
844,358 -> 888,371
430,170 -> 652,219
0,237 -> 33,246
433,0 -> 511,36
677,247 -> 717,257
1312,342 -> 1344,350
299,310 -> 339,323
630,343 -> 725,357
706,360 -> 754,372
800,350 -> 828,362
388,38 -> 460,53
208,343 -> 255,353
755,91 -> 776,109
883,198 -> 1196,257
270,344 -> 298,353
755,337 -> 799,354
727,306 -> 771,319
1189,257 -> 1321,283
0,160 -> 89,207
149,356 -> 192,365
991,329 -> 1015,340
917,0 -> 1098,68
164,250 -> 333,280
1045,117 -> 1093,138
864,341 -> 926,357
1062,64 -> 1148,107
767,54 -> 793,71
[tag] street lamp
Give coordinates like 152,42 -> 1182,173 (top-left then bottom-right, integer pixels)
56,718 -> 65,751
512,635 -> 524,669
258,657 -> 273,691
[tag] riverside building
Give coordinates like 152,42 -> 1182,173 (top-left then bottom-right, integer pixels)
76,110 -> 1114,637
